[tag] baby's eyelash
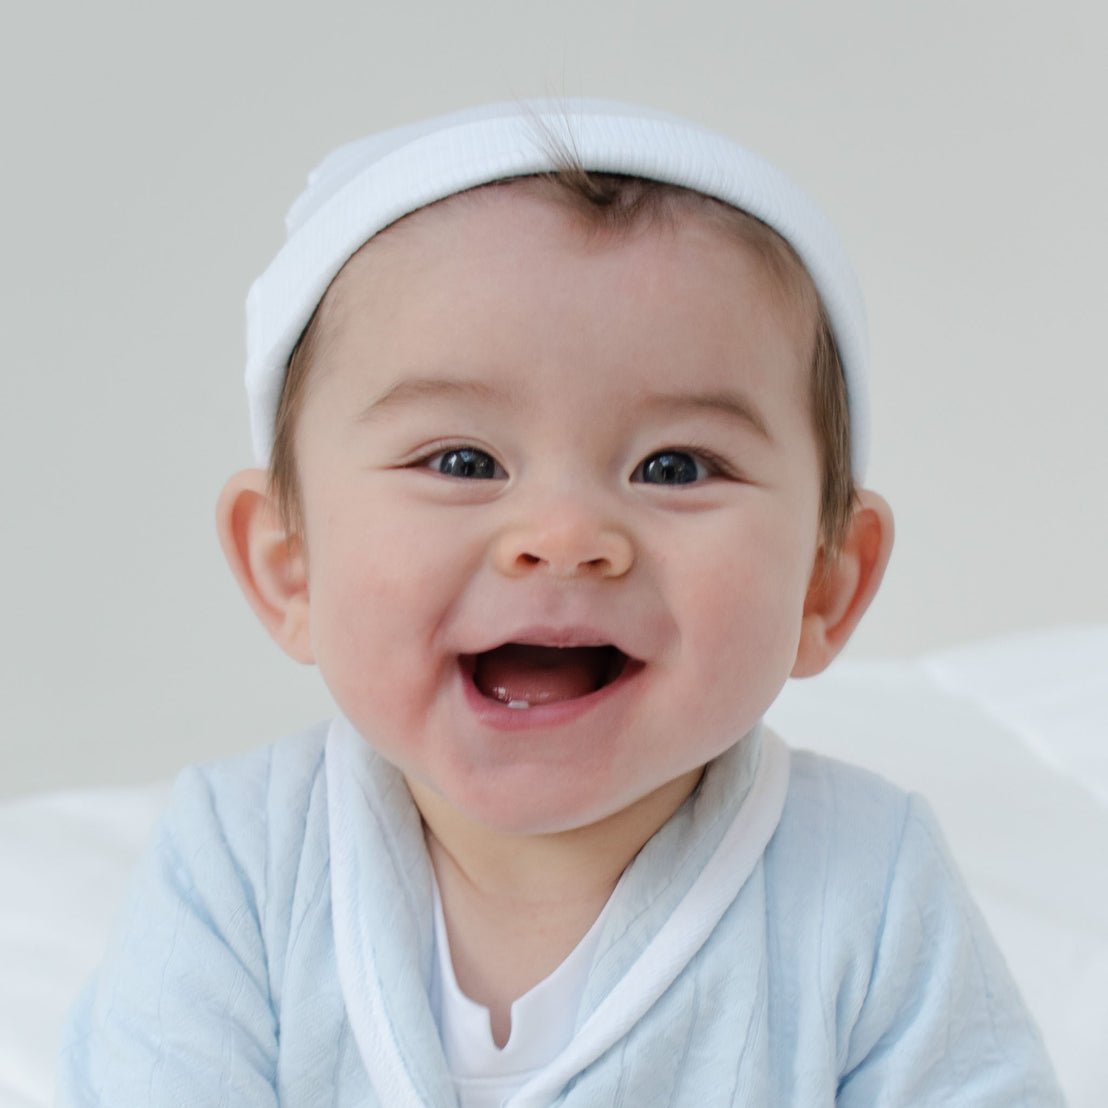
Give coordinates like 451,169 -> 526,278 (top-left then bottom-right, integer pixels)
683,446 -> 735,477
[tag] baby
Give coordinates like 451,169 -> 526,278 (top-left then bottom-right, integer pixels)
58,101 -> 1062,1105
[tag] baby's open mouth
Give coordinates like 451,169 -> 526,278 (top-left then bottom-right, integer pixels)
470,644 -> 629,708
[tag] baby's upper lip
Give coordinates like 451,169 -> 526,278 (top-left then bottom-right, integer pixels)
460,624 -> 641,661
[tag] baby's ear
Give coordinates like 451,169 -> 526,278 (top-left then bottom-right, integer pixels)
791,490 -> 894,677
216,469 -> 314,664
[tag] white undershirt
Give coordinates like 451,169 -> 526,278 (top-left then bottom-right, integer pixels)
428,879 -> 615,1108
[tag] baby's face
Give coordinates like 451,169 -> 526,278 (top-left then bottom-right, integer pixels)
292,185 -> 824,835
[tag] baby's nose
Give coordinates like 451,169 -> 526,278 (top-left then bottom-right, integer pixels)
491,508 -> 634,579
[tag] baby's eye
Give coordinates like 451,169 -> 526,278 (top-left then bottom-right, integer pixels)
426,447 -> 504,480
633,450 -> 708,486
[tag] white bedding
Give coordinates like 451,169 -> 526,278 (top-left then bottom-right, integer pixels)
2,626 -> 1105,1108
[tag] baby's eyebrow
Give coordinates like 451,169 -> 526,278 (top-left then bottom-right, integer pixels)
357,378 -> 772,440
357,376 -> 508,421
637,389 -> 773,441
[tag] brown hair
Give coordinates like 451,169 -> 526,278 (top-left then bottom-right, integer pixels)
269,169 -> 856,551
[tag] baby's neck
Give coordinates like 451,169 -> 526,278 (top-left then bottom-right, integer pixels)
411,771 -> 702,1046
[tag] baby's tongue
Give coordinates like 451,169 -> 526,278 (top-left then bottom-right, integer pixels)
473,644 -> 609,706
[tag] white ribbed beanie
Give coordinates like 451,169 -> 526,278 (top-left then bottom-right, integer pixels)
245,99 -> 870,478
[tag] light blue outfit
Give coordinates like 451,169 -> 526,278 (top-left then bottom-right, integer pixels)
58,717 -> 1063,1106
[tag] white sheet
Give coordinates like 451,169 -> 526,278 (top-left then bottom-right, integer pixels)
0,785 -> 171,1108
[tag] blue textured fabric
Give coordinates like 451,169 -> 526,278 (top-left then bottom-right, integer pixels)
57,723 -> 1064,1106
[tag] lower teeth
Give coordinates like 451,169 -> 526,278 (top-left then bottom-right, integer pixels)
506,699 -> 531,709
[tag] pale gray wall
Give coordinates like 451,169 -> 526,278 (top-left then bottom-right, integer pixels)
2,0 -> 1105,797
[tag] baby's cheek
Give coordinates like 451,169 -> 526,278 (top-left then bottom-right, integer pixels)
691,566 -> 807,690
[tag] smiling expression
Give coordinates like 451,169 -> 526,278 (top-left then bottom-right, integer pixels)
290,183 -> 825,835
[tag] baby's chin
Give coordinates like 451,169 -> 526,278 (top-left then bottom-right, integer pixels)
406,770 -> 608,838
406,762 -> 704,844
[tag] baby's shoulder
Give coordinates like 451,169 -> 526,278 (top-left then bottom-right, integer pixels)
767,745 -> 958,931
188,721 -> 332,824
778,745 -> 917,846
151,723 -> 334,916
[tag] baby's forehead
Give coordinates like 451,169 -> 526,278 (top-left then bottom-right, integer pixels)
326,176 -> 819,333
299,181 -> 823,448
